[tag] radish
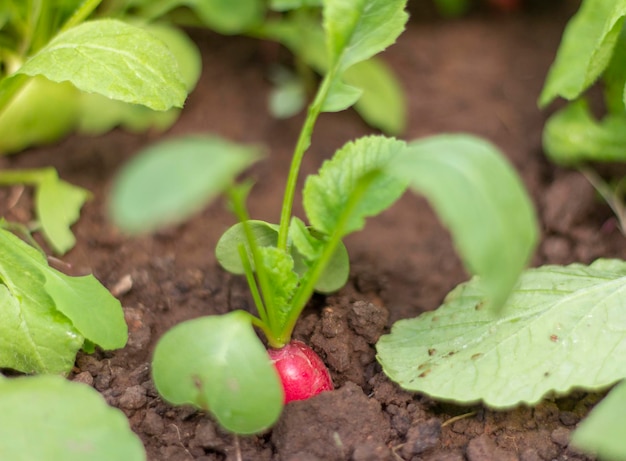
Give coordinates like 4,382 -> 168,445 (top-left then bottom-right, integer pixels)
268,340 -> 334,403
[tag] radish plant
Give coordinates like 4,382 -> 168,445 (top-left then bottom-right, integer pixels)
111,0 -> 537,434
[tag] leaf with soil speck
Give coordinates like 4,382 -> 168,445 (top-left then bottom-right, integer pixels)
377,259 -> 626,408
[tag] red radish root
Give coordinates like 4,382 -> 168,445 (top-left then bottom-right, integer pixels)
268,340 -> 334,403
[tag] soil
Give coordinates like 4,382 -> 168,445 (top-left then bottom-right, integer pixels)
1,1 -> 621,460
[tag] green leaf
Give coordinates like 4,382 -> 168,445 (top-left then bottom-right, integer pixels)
17,19 -> 187,110
77,22 -> 201,135
216,221 -> 280,274
0,167 -> 90,254
323,0 -> 408,72
603,25 -> 626,113
388,134 -> 537,308
110,135 -> 261,234
259,246 -> 299,331
189,0 -> 265,33
303,135 -> 408,237
344,57 -> 406,135
151,311 -> 283,434
269,77 -> 306,119
0,281 -> 82,374
0,76 -> 79,155
0,375 -> 146,461
377,259 -> 626,408
261,20 -> 407,134
0,228 -> 127,356
539,0 -> 626,107
572,380 -> 626,461
36,168 -> 90,254
543,99 -> 626,165
216,220 -> 349,293
289,217 -> 349,293
321,79 -> 363,112
270,0 -> 322,11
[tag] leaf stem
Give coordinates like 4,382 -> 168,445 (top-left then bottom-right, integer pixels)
277,70 -> 335,251
277,172 -> 376,344
237,243 -> 269,325
61,0 -> 103,32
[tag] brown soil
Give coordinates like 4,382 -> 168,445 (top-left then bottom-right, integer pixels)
1,2 -> 620,460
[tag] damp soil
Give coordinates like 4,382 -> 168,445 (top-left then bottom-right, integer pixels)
1,2 -> 622,460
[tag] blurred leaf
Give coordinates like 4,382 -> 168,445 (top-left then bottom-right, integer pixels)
539,0 -> 626,106
110,135 -> 261,234
152,311 -> 283,434
572,380 -> 626,461
0,76 -> 79,155
377,259 -> 626,407
270,0 -> 322,11
388,134 -> 537,308
543,99 -> 626,165
18,19 -> 187,110
269,77 -> 306,119
0,375 -> 146,461
344,58 -> 406,135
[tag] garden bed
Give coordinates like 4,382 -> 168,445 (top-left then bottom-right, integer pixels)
1,2 -> 619,460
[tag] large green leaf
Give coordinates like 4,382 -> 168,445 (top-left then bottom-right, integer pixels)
17,19 -> 187,110
572,380 -> 626,461
323,0 -> 408,72
377,259 -> 626,408
110,135 -> 260,234
0,375 -> 145,461
0,228 -> 126,373
387,134 -> 537,308
77,22 -> 201,135
303,135 -> 408,237
543,99 -> 626,165
151,311 -> 283,434
539,0 -> 626,106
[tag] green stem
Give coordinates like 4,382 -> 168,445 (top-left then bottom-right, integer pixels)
60,0 -> 103,32
237,243 -> 269,325
277,172 -> 376,344
277,71 -> 335,250
227,185 -> 282,346
0,167 -> 52,186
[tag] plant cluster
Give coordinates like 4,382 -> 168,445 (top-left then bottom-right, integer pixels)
110,0 -> 537,436
2,0 -> 625,459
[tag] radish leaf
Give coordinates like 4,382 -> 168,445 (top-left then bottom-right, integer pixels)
0,375 -> 145,461
215,220 -> 349,293
151,311 -> 283,434
539,0 -> 626,107
0,228 -> 126,374
303,135 -> 408,237
323,0 -> 408,73
543,99 -> 626,164
387,134 -> 537,308
17,19 -> 187,111
110,136 -> 260,234
572,380 -> 626,461
377,259 -> 626,408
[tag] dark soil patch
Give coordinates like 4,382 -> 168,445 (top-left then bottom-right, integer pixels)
1,2 -> 620,460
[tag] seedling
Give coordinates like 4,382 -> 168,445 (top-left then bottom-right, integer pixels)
111,0 -> 537,435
